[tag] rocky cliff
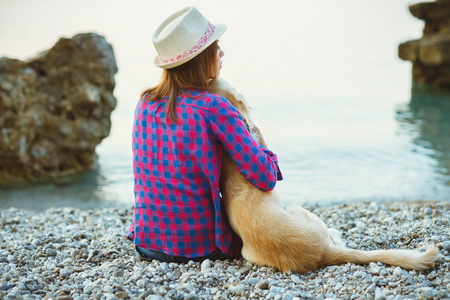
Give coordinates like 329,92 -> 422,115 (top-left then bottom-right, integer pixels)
0,33 -> 118,185
399,0 -> 450,87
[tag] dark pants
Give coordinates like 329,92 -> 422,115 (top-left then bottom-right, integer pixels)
135,246 -> 232,263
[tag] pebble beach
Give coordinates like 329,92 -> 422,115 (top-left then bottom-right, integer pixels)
0,201 -> 449,300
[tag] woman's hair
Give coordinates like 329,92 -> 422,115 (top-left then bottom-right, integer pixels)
141,41 -> 219,123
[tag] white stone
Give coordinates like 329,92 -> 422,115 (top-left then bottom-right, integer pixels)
136,279 -> 146,289
290,274 -> 301,284
442,241 -> 450,251
201,259 -> 211,271
229,283 -> 245,294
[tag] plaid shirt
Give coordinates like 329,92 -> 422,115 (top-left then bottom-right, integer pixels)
127,89 -> 282,258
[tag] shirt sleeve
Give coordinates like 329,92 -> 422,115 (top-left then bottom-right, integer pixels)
208,96 -> 282,191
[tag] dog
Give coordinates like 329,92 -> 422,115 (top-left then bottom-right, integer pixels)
210,78 -> 439,273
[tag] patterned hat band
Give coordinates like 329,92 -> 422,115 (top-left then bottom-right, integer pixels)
161,22 -> 215,65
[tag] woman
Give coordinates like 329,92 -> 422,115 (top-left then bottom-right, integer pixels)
127,6 -> 282,263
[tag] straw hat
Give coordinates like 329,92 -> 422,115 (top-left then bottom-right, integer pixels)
153,6 -> 227,69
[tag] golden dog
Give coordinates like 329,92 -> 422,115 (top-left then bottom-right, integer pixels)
210,78 -> 439,273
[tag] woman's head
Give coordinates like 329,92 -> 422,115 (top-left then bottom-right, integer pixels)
164,39 -> 223,89
142,7 -> 227,123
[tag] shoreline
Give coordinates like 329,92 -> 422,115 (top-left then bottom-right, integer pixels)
0,201 -> 449,300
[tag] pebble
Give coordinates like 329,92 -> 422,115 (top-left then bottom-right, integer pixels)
375,288 -> 387,300
282,292 -> 294,300
356,221 -> 367,231
83,285 -> 94,294
184,291 -> 199,300
256,279 -> 269,290
424,207 -> 433,215
370,264 -> 381,275
0,202 -> 448,300
56,296 -> 74,300
248,277 -> 260,286
347,242 -> 358,249
290,274 -> 301,284
421,287 -> 435,299
229,282 -> 245,294
443,240 -> 450,251
201,259 -> 211,271
227,266 -> 237,275
393,267 -> 406,276
353,271 -> 366,278
136,279 -> 146,289
238,265 -> 252,275
115,291 -> 129,299
159,262 -> 169,271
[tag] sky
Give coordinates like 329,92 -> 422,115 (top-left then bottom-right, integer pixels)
1,0 -> 425,102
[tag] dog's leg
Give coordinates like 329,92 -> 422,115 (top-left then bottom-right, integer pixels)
287,206 -> 325,224
288,206 -> 344,246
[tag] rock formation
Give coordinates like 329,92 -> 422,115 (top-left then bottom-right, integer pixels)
398,0 -> 450,87
0,33 -> 118,185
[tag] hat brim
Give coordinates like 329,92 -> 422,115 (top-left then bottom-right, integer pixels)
154,23 -> 227,69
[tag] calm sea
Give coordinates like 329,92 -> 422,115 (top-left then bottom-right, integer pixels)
1,0 -> 449,210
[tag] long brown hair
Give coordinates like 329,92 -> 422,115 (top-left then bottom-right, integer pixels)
141,41 -> 219,123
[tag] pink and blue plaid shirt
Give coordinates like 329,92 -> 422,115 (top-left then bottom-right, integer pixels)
127,89 -> 282,258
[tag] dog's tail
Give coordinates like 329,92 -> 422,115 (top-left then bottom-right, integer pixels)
322,245 -> 438,270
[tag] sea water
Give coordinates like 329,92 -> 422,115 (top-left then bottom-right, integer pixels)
1,0 -> 449,210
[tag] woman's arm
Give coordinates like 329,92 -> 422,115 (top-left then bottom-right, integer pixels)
209,96 -> 281,191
